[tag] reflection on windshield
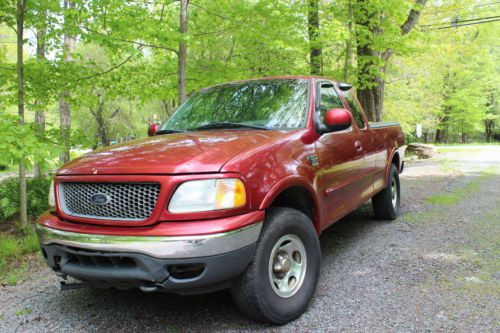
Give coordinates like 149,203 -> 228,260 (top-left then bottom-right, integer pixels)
160,79 -> 309,131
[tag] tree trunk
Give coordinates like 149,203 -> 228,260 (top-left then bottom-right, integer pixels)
355,0 -> 426,121
59,1 -> 75,164
308,0 -> 322,75
357,87 -> 376,121
96,115 -> 109,147
177,0 -> 189,104
435,128 -> 444,143
485,120 -> 493,143
435,115 -> 448,143
16,0 -> 27,224
34,10 -> 47,178
354,1 -> 380,122
343,0 -> 353,81
95,101 -> 110,146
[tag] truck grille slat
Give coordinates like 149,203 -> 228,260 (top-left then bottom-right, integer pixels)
59,182 -> 161,221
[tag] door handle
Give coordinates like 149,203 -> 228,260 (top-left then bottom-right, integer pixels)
354,141 -> 363,152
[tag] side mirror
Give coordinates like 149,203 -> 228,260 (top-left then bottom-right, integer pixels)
324,108 -> 352,132
148,123 -> 159,137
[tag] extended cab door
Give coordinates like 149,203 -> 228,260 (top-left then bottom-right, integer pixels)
342,89 -> 386,194
314,81 -> 373,227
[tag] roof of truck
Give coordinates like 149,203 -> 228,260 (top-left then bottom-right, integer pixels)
198,76 -> 347,92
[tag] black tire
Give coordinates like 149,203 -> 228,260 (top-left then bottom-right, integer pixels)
372,163 -> 400,220
230,207 -> 321,324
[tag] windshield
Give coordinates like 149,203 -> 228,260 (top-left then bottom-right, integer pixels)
160,79 -> 309,132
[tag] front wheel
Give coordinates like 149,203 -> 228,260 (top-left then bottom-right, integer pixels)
372,164 -> 400,220
230,207 -> 321,324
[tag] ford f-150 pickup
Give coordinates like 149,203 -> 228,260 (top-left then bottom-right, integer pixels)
37,76 -> 405,324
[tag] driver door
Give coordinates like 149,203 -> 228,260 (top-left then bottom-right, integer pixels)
314,81 -> 371,227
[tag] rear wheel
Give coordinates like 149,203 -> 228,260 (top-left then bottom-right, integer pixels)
230,207 -> 320,324
372,164 -> 400,220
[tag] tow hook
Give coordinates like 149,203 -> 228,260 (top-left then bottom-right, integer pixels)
139,284 -> 160,292
60,281 -> 90,291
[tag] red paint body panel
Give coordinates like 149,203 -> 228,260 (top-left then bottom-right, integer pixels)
41,76 -> 404,237
58,130 -> 292,175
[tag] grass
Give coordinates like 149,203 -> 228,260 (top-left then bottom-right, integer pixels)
14,308 -> 32,316
402,166 -> 498,226
402,210 -> 443,226
426,181 -> 480,205
433,142 -> 500,146
426,167 -> 496,206
413,167 -> 499,303
468,208 -> 499,277
452,207 -> 500,297
437,147 -> 492,154
0,236 -> 19,257
0,225 -> 40,286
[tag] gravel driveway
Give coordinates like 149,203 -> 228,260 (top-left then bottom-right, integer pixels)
1,146 -> 499,332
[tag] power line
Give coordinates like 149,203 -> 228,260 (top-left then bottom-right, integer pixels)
450,14 -> 500,24
435,18 -> 500,29
421,15 -> 500,27
424,18 -> 500,30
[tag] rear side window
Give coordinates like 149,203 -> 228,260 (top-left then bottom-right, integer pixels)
318,83 -> 344,121
344,91 -> 366,129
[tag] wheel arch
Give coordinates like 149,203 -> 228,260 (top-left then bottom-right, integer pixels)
385,148 -> 401,185
259,176 -> 321,234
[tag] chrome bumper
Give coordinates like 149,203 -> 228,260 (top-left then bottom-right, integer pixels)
36,222 -> 262,259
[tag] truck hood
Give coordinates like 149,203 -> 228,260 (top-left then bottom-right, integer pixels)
57,130 -> 292,175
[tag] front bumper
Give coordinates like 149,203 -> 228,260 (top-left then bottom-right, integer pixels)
36,222 -> 262,259
37,221 -> 262,294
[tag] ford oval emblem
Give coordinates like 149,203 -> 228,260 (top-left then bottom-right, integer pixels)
90,193 -> 111,205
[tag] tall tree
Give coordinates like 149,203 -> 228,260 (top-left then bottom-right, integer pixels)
343,0 -> 353,82
59,0 -> 75,164
355,0 -> 427,121
308,0 -> 322,75
178,0 -> 189,104
484,89 -> 497,143
16,0 -> 27,224
33,8 -> 47,178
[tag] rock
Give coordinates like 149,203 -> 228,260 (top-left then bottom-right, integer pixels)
406,143 -> 437,159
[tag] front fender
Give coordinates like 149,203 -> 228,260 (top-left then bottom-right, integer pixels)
258,175 -> 321,233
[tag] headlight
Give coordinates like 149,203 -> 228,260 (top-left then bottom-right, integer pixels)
168,178 -> 246,213
48,180 -> 56,212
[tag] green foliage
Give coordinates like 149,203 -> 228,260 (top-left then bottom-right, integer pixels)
0,225 -> 39,285
0,0 -> 498,169
385,0 -> 499,142
0,113 -> 60,169
0,236 -> 19,258
0,177 -> 51,221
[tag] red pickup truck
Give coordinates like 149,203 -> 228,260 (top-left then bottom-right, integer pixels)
37,76 -> 404,324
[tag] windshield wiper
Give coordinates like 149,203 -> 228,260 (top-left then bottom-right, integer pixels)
155,129 -> 187,135
189,122 -> 269,131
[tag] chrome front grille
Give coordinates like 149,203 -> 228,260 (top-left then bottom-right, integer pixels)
59,182 -> 161,221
